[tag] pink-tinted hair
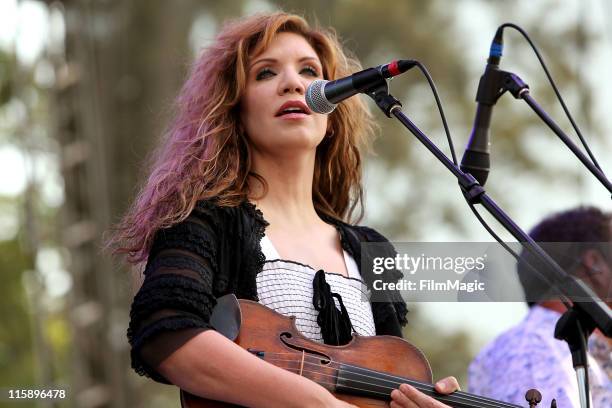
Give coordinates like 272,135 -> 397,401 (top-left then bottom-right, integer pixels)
109,12 -> 375,264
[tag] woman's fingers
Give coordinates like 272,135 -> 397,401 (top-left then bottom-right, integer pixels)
390,387 -> 419,408
391,377 -> 460,407
434,376 -> 461,395
392,384 -> 450,407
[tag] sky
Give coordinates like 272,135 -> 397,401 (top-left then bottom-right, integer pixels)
0,0 -> 611,352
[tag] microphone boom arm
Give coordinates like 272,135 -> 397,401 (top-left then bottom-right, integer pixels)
498,71 -> 612,196
363,80 -> 612,337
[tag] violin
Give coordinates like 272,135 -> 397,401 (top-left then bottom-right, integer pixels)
180,298 -> 551,408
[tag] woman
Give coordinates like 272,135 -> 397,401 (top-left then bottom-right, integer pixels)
112,12 -> 459,407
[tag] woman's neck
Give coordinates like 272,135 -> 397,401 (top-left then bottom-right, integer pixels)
248,154 -> 322,229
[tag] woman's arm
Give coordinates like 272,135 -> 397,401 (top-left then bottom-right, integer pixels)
159,328 -> 459,408
157,329 -> 356,408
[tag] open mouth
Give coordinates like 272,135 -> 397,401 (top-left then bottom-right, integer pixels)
277,107 -> 307,116
275,101 -> 312,117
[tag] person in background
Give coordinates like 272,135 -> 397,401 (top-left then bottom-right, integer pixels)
110,11 -> 460,407
469,206 -> 612,407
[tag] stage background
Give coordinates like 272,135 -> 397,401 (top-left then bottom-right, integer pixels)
1,0 -> 610,406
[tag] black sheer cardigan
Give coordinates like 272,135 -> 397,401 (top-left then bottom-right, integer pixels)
127,199 -> 408,384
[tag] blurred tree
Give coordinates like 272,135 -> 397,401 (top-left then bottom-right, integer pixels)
0,22 -> 68,407
0,219 -> 36,393
25,0 -> 602,406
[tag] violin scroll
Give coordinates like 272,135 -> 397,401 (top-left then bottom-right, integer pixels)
524,389 -> 558,407
525,389 -> 542,407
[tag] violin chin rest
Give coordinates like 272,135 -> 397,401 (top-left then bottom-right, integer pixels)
210,294 -> 242,341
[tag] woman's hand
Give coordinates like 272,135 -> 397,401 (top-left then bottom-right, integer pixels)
329,400 -> 359,408
390,376 -> 460,408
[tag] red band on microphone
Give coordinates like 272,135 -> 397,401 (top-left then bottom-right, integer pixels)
388,60 -> 401,77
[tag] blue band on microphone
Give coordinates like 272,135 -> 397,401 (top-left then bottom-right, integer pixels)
489,42 -> 503,58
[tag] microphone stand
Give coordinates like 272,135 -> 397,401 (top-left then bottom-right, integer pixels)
363,77 -> 612,408
481,68 -> 612,408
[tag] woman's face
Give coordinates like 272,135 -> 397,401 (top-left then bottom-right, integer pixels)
240,32 -> 328,157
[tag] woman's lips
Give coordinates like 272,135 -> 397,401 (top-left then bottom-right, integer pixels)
277,112 -> 309,120
275,100 -> 312,117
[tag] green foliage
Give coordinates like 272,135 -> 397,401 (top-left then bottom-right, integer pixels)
0,236 -> 35,387
0,49 -> 15,106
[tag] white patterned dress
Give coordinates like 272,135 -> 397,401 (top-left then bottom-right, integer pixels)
256,235 -> 376,343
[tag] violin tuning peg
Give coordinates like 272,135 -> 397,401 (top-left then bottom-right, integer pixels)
525,389 -> 543,407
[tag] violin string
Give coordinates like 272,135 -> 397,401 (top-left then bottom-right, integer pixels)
279,353 -> 520,408
338,361 -> 522,408
261,353 -> 515,408
265,361 -> 396,397
259,352 -> 520,408
262,355 -> 519,408
267,360 -> 514,408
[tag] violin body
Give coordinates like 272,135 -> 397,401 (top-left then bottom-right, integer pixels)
180,300 -> 525,408
180,299 -> 431,407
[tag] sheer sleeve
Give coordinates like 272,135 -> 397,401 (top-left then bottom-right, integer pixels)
127,209 -> 220,384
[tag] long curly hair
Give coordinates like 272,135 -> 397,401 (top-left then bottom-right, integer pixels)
110,12 -> 376,264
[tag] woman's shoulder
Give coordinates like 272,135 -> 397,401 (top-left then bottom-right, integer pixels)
330,220 -> 398,264
334,220 -> 392,244
149,198 -> 255,256
351,224 -> 391,243
191,197 -> 239,219
193,198 -> 266,221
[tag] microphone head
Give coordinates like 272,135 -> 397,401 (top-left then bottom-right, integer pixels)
306,80 -> 336,114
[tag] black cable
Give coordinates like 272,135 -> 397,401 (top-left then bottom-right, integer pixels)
480,23 -> 595,405
499,22 -> 606,176
410,61 -> 572,308
409,62 -> 522,270
411,61 -> 458,165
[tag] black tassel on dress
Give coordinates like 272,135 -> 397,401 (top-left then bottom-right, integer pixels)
312,269 -> 354,345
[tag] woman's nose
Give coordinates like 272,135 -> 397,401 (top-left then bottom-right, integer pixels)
278,69 -> 306,95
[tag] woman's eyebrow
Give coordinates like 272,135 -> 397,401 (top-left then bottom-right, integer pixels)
250,57 -> 277,69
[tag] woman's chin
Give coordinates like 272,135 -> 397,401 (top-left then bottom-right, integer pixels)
275,130 -> 325,150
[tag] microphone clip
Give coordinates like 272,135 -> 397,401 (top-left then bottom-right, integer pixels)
477,66 -> 530,106
364,79 -> 402,118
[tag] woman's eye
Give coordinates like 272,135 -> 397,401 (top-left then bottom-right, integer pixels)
301,66 -> 318,77
256,68 -> 275,80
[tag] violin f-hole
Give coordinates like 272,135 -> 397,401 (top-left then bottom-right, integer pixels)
279,332 -> 332,365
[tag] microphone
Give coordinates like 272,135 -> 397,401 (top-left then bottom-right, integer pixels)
306,60 -> 416,114
460,28 -> 504,186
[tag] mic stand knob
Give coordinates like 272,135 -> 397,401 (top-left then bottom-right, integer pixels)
525,389 -> 542,408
